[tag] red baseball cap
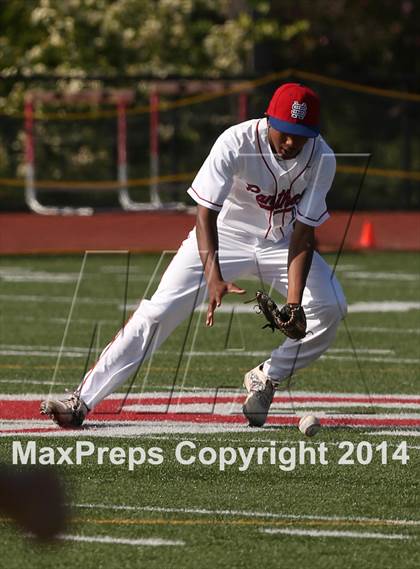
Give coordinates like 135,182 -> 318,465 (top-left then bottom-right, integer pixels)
266,83 -> 320,138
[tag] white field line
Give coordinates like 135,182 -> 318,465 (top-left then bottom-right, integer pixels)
0,350 -> 87,358
0,344 -> 395,354
0,271 -> 157,284
0,379 -> 68,386
337,281 -> 419,288
0,269 -> 80,283
348,301 -> 420,313
0,344 -> 91,352
330,264 -> 361,271
3,267 -> 417,283
6,316 -> 119,325
2,293 -> 420,314
0,294 -> 119,305
321,355 -> 420,364
122,400 -> 420,413
343,326 -> 420,335
1,264 -> 340,276
365,430 -> 420,438
0,423 -> 255,437
2,422 -> 420,440
0,420 -> 51,430
120,301 -> 420,313
105,412 -> 420,420
0,344 -> 396,358
260,528 -> 411,540
3,352 -> 417,364
2,421 -> 420,438
4,317 -> 420,334
72,503 -> 420,528
341,271 -> 419,282
4,345 -> 417,364
56,533 -> 184,547
1,390 -> 419,401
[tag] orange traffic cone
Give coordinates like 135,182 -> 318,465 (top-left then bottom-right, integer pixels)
358,220 -> 375,249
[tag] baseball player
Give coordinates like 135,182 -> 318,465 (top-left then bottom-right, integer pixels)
41,83 -> 347,428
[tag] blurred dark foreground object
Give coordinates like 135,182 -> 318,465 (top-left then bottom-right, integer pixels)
0,466 -> 67,541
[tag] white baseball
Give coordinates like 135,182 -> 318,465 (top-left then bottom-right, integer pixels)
298,415 -> 321,437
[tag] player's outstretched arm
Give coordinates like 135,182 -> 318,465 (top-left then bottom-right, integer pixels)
287,220 -> 315,304
196,205 -> 245,326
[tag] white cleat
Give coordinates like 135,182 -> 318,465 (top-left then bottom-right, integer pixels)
243,365 -> 275,427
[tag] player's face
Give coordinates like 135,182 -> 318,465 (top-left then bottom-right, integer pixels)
268,127 -> 308,159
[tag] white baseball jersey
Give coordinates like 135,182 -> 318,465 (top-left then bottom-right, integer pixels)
187,118 -> 336,242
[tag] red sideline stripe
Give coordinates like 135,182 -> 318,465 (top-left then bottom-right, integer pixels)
1,394 -> 420,422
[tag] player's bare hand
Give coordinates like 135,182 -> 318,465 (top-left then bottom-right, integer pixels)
206,280 -> 246,327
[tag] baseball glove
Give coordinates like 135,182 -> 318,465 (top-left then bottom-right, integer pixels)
251,290 -> 307,340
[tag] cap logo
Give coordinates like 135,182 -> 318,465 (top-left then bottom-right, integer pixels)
291,101 -> 307,120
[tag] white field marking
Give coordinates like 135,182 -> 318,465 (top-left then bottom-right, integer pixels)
3,424 -> 419,451
56,534 -> 184,547
0,422 -> 255,437
5,318 -> 420,335
0,294 -> 119,305
5,316 -> 119,325
342,271 -> 419,282
0,268 -> 79,283
365,430 -> 420,438
0,266 -> 161,284
321,355 -> 420,364
0,344 -> 395,355
0,345 -> 398,361
1,421 -> 420,438
3,351 -> 415,364
0,379 -> 68,386
72,503 -> 420,528
121,300 -> 420,313
348,301 -> 420,313
335,281 -> 419,288
1,390 -> 419,401
0,420 -> 55,430
179,348 -> 395,356
260,528 -> 411,540
330,264 -> 361,271
116,408 -> 420,420
163,351 -> 419,364
0,350 -> 86,358
2,292 -> 420,314
342,326 -> 420,335
122,400 -> 420,413
0,344 -> 91,353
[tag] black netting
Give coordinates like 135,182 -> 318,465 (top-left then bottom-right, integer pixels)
0,76 -> 419,211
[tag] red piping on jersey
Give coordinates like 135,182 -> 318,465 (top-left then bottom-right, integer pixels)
189,186 -> 223,209
77,311 -> 136,404
278,138 -> 316,227
297,208 -> 328,223
256,118 -> 317,238
255,119 -> 282,239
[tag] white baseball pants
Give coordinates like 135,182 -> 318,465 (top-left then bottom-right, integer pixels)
78,224 -> 347,409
